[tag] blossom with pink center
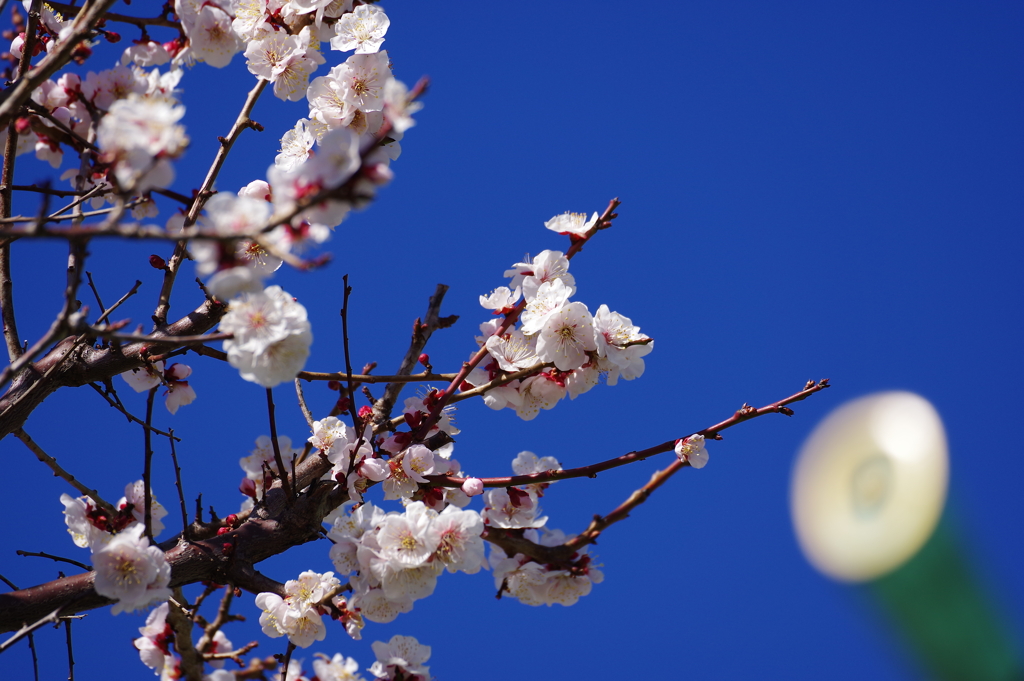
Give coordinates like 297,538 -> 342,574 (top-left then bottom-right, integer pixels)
675,434 -> 708,469
536,301 -> 597,371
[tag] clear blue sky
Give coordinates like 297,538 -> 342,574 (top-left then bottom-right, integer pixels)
2,2 -> 1023,679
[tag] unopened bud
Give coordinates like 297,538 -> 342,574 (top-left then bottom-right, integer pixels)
13,117 -> 30,134
418,353 -> 429,366
327,380 -> 341,391
358,405 -> 373,419
239,478 -> 256,499
461,477 -> 484,497
104,31 -> 121,43
149,254 -> 167,270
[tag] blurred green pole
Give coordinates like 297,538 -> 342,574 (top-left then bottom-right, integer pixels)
869,512 -> 1023,681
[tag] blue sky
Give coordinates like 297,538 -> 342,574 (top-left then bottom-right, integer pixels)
2,2 -> 1023,679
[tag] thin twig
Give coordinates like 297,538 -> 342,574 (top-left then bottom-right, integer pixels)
196,584 -> 235,654
340,275 -> 361,432
88,383 -> 179,439
168,430 -> 189,539
0,238 -> 87,390
64,617 -> 74,681
0,199 -> 148,224
168,590 -> 205,681
45,2 -> 182,29
143,387 -> 157,541
266,388 -> 293,500
562,379 -> 832,553
15,550 -> 91,571
94,279 -> 141,325
299,370 -> 458,382
411,199 -> 620,443
0,601 -> 73,655
6,185 -> 94,198
88,329 -> 231,345
13,428 -> 115,513
372,283 -> 453,424
294,378 -> 314,431
279,642 -> 297,681
84,272 -> 106,316
151,78 -> 268,328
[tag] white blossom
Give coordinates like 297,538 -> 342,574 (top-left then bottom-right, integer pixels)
536,301 -> 597,371
544,211 -> 598,237
92,524 -> 171,615
675,434 -> 708,469
481,488 -> 547,529
368,635 -> 430,681
189,4 -> 244,68
313,653 -> 365,681
331,4 -> 389,54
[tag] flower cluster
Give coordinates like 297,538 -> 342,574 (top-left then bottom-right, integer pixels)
478,452 -> 602,606
467,234 -> 653,420
256,570 -> 341,648
489,527 -> 604,607
218,285 -> 313,387
121,361 -> 197,415
324,500 -> 485,624
59,481 -> 172,614
238,434 -> 305,506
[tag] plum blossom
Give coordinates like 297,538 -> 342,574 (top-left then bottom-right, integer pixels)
381,77 -> 423,134
219,286 -> 313,387
675,434 -> 708,469
188,4 -> 244,68
519,278 -> 571,335
92,524 -> 172,614
122,361 -> 164,392
506,249 -> 575,297
535,301 -> 597,371
368,635 -> 431,681
593,304 -> 653,383
481,487 -> 548,529
331,4 -> 389,54
163,363 -> 196,414
120,480 -> 169,537
96,94 -> 187,192
545,211 -> 598,237
276,118 -> 317,170
428,505 -> 485,574
333,51 -> 391,112
245,27 -> 325,101
461,477 -> 484,497
133,602 -> 174,674
479,285 -> 521,312
313,653 -> 365,681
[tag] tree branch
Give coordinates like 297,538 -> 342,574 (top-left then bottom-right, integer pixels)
372,283 -> 455,423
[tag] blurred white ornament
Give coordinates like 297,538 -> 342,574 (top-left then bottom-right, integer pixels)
790,391 -> 948,582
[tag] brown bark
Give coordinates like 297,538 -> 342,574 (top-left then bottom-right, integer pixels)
0,298 -> 227,440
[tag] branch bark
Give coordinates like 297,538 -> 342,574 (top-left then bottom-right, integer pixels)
0,298 -> 227,440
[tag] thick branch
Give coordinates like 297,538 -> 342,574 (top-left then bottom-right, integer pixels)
0,298 -> 227,440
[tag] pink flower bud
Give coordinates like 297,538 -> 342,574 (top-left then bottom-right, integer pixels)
461,477 -> 484,497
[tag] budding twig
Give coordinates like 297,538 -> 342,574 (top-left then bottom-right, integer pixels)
562,379 -> 832,553
15,550 -> 91,572
409,198 -> 622,443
